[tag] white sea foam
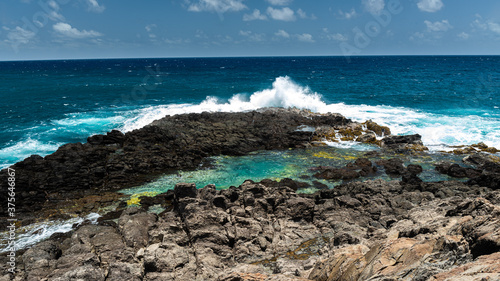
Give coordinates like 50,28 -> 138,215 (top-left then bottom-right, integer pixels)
120,76 -> 500,150
120,76 -> 325,132
0,213 -> 100,253
0,138 -> 64,169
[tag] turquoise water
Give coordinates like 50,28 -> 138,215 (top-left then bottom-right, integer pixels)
1,56 -> 500,169
120,145 -> 470,197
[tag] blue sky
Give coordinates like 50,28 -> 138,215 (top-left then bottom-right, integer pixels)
1,0 -> 500,60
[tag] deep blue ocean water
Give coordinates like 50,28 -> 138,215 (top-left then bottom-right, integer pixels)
1,56 -> 499,169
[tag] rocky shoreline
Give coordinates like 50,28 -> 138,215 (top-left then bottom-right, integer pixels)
1,108 -> 500,280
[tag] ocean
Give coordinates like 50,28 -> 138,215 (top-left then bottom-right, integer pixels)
1,56 -> 499,169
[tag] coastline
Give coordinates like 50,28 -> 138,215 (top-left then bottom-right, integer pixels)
1,108 -> 500,280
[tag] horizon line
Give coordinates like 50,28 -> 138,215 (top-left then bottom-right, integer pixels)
1,54 -> 499,63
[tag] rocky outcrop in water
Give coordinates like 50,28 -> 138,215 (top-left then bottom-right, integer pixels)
434,152 -> 500,190
0,109 -> 353,220
0,108 -> 427,224
3,176 -> 499,281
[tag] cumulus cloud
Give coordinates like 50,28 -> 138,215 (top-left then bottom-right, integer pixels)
409,31 -> 425,41
145,24 -> 157,33
474,18 -> 500,35
323,28 -> 348,41
5,26 -> 36,45
243,9 -> 267,21
267,7 -> 296,21
362,0 -> 385,16
328,33 -> 348,42
53,22 -> 103,39
489,22 -> 500,34
41,0 -> 64,23
417,0 -> 443,13
187,0 -> 246,13
457,32 -> 469,40
86,0 -> 105,13
338,9 -> 357,19
275,29 -> 290,38
424,20 -> 452,32
266,0 -> 292,6
239,30 -> 264,41
296,33 -> 314,42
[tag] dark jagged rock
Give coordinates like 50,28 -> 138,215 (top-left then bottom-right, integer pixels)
174,183 -> 198,199
435,162 -> 481,178
355,132 -> 377,143
434,156 -> 500,190
313,158 -> 377,181
381,134 -> 428,152
87,129 -> 125,145
313,167 -> 360,180
0,109 -> 352,219
463,153 -> 500,173
362,120 -> 391,137
401,172 -> 423,185
312,181 -> 328,190
407,164 -> 423,175
376,158 -> 406,176
259,178 -> 310,191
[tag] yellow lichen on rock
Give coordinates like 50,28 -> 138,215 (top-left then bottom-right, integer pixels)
127,191 -> 158,206
313,151 -> 338,159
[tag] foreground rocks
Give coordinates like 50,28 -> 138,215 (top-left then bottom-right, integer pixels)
2,177 -> 499,280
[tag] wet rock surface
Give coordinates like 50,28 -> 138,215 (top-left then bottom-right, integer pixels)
2,178 -> 499,281
434,153 -> 500,190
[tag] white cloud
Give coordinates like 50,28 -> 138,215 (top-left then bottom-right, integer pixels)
5,26 -> 36,45
362,0 -> 385,16
296,33 -> 314,42
424,20 -> 452,32
145,24 -> 157,40
86,0 -> 105,13
53,22 -> 103,39
239,30 -> 264,41
328,33 -> 348,42
145,24 -> 157,32
40,0 -> 64,23
165,38 -> 191,44
338,9 -> 357,19
243,9 -> 267,21
417,0 -> 443,13
295,8 -> 316,20
187,0 -> 246,13
266,0 -> 292,6
472,19 -> 487,31
488,22 -> 500,35
275,29 -> 290,38
323,28 -> 348,41
297,9 -> 306,19
409,31 -> 425,41
457,32 -> 469,40
267,7 -> 296,21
